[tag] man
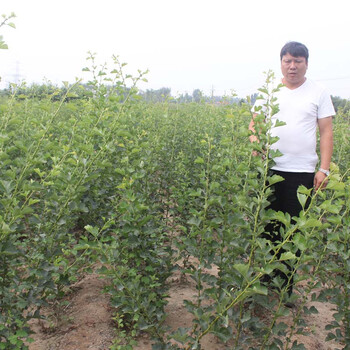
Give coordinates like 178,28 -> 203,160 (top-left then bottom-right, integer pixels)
249,41 -> 335,300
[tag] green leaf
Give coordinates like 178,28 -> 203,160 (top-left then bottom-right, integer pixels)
274,119 -> 286,127
187,216 -> 201,227
84,225 -> 99,237
1,221 -> 12,234
290,341 -> 306,350
325,333 -> 336,341
16,329 -> 28,338
293,233 -> 307,251
194,157 -> 204,164
297,185 -> 312,195
279,252 -> 296,261
1,180 -> 13,194
309,306 -> 318,314
251,283 -> 268,295
326,180 -> 345,191
258,87 -> 268,95
303,218 -> 322,228
0,35 -> 8,49
272,321 -> 288,335
297,192 -> 307,208
268,174 -> 284,186
319,200 -> 342,214
1,242 -> 20,255
233,263 -> 249,278
276,306 -> 291,317
268,210 -> 290,226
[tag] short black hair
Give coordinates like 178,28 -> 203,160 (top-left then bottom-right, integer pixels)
280,41 -> 309,63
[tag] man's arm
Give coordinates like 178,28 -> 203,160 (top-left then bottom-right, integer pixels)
314,116 -> 333,190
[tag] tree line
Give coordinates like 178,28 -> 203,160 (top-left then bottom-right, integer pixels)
0,82 -> 348,110
0,82 -> 254,105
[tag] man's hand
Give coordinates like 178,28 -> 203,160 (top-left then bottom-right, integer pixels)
314,170 -> 328,190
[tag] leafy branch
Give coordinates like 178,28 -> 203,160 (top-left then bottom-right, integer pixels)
0,12 -> 16,49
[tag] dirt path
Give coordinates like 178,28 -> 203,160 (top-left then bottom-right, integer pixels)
28,272 -> 342,350
29,274 -> 115,350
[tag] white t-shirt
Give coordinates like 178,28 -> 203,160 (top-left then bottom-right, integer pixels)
253,78 -> 335,173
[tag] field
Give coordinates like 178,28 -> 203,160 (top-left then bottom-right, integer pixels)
0,61 -> 350,350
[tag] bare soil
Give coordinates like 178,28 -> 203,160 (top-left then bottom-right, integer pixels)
28,268 -> 343,350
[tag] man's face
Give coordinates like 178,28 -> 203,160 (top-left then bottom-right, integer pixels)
281,53 -> 308,89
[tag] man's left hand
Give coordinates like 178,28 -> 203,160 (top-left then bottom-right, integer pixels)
314,171 -> 328,191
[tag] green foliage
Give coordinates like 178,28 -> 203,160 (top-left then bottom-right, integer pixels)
0,12 -> 16,50
0,62 -> 349,349
331,95 -> 350,114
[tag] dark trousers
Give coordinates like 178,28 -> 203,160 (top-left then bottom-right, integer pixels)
267,170 -> 314,217
263,170 -> 314,294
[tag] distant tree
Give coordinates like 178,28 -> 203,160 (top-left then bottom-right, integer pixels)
249,93 -> 258,105
192,89 -> 203,103
140,87 -> 171,102
331,95 -> 350,113
157,87 -> 171,100
176,92 -> 192,103
121,86 -> 260,105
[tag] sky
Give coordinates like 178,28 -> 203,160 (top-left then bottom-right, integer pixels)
1,0 -> 350,99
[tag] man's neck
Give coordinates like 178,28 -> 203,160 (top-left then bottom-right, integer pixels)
282,77 -> 307,89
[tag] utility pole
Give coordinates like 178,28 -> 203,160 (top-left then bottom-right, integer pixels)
211,85 -> 214,103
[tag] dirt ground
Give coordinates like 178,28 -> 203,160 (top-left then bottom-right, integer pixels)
28,268 -> 343,350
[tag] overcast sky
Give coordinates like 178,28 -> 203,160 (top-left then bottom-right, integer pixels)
1,0 -> 350,98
